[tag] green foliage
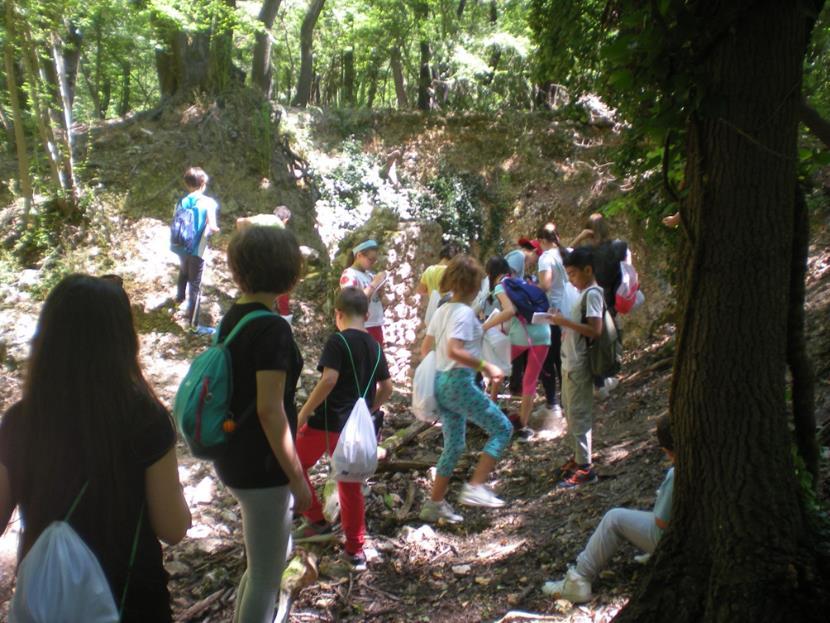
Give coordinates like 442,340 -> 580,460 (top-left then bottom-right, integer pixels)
414,164 -> 506,256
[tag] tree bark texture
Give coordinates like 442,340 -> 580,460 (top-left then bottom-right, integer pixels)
390,46 -> 408,108
292,0 -> 325,107
2,5 -> 33,217
251,0 -> 282,97
342,48 -> 355,106
417,41 -> 431,110
618,2 -> 829,621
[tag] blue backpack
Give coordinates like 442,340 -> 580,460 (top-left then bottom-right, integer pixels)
170,195 -> 198,255
501,277 -> 549,323
174,310 -> 276,459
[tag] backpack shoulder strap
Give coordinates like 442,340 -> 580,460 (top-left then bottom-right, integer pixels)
217,309 -> 278,347
335,332 -> 383,399
580,285 -> 606,324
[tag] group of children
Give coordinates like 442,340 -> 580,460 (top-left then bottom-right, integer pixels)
0,166 -> 671,622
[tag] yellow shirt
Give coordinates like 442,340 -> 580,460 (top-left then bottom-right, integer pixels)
420,264 -> 447,295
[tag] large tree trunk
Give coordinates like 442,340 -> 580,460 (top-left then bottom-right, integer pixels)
2,7 -> 33,218
251,0 -> 282,97
617,2 -> 827,621
417,41 -> 431,110
390,46 -> 408,108
292,0 -> 325,107
342,48 -> 355,106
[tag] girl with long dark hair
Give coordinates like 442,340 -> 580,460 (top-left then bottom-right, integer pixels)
0,274 -> 191,621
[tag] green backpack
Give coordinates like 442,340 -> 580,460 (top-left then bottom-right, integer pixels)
581,285 -> 622,378
174,309 -> 276,459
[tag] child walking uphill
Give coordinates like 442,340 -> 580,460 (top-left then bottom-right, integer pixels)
550,246 -> 604,488
296,287 -> 393,571
213,226 -> 312,623
542,414 -> 675,603
482,257 -> 550,443
340,239 -> 387,345
419,256 -> 514,524
172,167 -> 220,331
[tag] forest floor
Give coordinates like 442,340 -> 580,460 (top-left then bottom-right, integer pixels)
0,206 -> 827,622
0,104 -> 828,622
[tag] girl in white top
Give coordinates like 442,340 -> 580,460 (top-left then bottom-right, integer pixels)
418,256 -> 513,524
340,239 -> 387,344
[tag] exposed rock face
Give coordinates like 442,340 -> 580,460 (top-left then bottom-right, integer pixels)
379,221 -> 443,385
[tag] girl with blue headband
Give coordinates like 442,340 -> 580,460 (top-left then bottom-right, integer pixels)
340,239 -> 387,345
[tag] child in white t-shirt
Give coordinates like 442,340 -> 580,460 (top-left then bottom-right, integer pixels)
419,256 -> 513,524
340,239 -> 387,345
551,246 -> 604,488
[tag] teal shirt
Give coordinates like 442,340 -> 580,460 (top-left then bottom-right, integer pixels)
493,284 -> 551,346
651,467 -> 674,541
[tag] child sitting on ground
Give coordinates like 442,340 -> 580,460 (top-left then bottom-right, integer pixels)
550,246 -> 604,487
542,413 -> 675,603
296,287 -> 393,570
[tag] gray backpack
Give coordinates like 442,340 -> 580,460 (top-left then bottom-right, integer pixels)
581,286 -> 622,377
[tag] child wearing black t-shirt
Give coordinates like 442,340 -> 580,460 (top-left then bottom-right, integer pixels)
296,287 -> 393,570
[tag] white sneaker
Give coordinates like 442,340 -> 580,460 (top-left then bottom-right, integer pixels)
419,499 -> 463,523
459,483 -> 506,508
541,566 -> 592,603
594,377 -> 619,401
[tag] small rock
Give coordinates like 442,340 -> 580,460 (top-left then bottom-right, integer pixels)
474,576 -> 491,586
452,564 -> 471,576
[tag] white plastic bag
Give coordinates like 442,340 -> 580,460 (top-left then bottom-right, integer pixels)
332,398 -> 379,482
482,310 -> 512,377
412,350 -> 439,422
10,521 -> 119,623
424,290 -> 441,328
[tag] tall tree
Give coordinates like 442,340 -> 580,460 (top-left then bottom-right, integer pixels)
251,0 -> 282,97
604,1 -> 830,620
292,0 -> 325,107
390,44 -> 408,108
2,0 -> 33,217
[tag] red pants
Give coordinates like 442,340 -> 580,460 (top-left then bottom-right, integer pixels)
366,325 -> 384,345
511,344 -> 550,396
295,424 -> 365,555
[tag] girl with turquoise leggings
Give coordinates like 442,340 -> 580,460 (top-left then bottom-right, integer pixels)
418,256 -> 514,524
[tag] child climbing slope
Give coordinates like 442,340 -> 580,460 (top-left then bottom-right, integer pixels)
296,287 -> 393,570
419,256 -> 513,523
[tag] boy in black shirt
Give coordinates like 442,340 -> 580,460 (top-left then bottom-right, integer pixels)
296,287 -> 393,570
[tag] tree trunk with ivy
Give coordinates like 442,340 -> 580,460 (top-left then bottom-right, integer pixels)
617,2 -> 829,621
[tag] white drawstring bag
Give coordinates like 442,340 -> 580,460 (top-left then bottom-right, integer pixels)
10,522 -> 119,623
10,483 -> 143,623
412,350 -> 439,422
332,397 -> 379,482
330,334 -> 381,483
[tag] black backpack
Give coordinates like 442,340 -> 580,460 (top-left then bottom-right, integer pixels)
581,286 -> 622,377
170,195 -> 197,255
